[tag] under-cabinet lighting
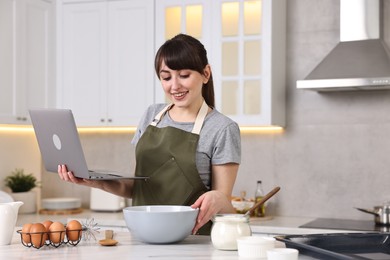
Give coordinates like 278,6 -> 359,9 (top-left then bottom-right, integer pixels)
77,127 -> 136,134
0,125 -> 35,133
0,125 -> 283,134
240,126 -> 284,134
0,125 -> 137,134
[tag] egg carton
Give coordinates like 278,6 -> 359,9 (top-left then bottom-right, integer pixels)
16,229 -> 83,249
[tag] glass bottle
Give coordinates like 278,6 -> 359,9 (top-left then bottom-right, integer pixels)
254,180 -> 265,217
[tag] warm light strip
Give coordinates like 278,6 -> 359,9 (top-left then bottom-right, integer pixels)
240,126 -> 284,134
0,125 -> 284,134
77,127 -> 137,134
0,125 -> 35,133
0,125 -> 137,134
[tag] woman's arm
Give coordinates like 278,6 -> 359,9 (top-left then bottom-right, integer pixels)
191,163 -> 238,234
58,164 -> 134,198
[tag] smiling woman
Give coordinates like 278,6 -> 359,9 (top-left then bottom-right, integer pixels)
57,34 -> 241,236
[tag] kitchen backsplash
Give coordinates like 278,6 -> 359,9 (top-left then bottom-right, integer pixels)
1,0 -> 390,221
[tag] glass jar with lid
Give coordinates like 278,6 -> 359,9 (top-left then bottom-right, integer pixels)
211,214 -> 252,250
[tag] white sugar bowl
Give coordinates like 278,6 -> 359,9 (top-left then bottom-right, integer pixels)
237,236 -> 276,258
267,248 -> 299,260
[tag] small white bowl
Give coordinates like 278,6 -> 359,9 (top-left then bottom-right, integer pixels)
237,236 -> 275,258
267,248 -> 299,260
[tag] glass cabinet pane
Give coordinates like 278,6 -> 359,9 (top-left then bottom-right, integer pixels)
165,7 -> 181,39
244,80 -> 261,115
222,42 -> 238,76
222,81 -> 238,115
186,5 -> 202,38
244,0 -> 262,35
244,40 -> 261,75
222,2 -> 239,36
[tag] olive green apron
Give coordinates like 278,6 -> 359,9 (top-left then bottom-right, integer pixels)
133,101 -> 212,235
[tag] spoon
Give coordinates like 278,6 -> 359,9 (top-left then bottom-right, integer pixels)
244,186 -> 281,216
99,230 -> 118,246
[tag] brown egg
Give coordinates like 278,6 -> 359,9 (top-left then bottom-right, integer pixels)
48,221 -> 66,244
21,223 -> 33,244
42,220 -> 53,241
30,223 -> 46,248
66,220 -> 83,242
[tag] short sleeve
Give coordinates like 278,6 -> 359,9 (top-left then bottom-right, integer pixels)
211,122 -> 241,165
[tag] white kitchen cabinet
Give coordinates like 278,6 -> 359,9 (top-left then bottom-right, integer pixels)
0,0 -> 55,124
155,0 -> 286,127
59,0 -> 154,126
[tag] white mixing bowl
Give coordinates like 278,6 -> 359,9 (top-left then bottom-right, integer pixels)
123,205 -> 199,244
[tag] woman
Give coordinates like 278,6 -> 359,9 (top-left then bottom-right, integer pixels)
58,34 -> 241,235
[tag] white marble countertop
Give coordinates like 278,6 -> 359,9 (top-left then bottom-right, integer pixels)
3,230 -> 247,259
16,210 -> 358,235
7,210 -> 365,259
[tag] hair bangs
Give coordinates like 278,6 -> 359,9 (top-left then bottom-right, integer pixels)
156,40 -> 204,75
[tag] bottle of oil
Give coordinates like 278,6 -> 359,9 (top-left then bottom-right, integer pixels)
254,180 -> 265,217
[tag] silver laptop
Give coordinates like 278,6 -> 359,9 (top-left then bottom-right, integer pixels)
29,109 -> 148,180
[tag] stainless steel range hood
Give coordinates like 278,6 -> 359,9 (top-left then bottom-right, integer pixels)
297,0 -> 390,91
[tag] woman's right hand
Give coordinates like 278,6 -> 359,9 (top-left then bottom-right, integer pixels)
57,164 -> 102,189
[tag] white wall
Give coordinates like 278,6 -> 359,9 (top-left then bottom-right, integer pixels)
0,131 -> 42,205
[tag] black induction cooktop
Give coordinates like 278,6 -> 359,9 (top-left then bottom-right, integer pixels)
300,218 -> 390,232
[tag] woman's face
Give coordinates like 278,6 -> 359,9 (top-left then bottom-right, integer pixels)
159,61 -> 210,109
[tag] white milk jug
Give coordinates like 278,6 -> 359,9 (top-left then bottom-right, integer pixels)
0,201 -> 23,245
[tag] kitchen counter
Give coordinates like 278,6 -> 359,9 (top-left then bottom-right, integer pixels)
3,231 -> 244,259
7,211 -> 366,259
16,210 -> 359,235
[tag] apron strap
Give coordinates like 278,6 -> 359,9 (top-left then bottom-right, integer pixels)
192,101 -> 208,134
150,104 -> 174,126
150,101 -> 209,135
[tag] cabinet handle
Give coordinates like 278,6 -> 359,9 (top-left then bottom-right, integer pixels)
108,119 -> 112,123
101,119 -> 105,123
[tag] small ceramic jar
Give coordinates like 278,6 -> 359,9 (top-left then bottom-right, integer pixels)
237,236 -> 276,258
211,214 -> 252,250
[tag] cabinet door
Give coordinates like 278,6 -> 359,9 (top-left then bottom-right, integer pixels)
0,0 -> 53,124
22,0 -> 55,119
107,0 -> 154,126
155,0 -> 285,127
0,0 -> 16,123
212,0 -> 286,127
61,2 -> 108,125
60,0 -> 154,126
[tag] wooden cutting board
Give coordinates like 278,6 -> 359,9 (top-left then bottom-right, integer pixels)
39,208 -> 83,215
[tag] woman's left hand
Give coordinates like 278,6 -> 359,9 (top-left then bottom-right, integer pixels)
190,190 -> 234,234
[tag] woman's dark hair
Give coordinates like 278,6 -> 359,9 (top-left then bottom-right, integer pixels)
155,34 -> 215,108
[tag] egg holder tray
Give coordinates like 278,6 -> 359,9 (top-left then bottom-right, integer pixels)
16,229 -> 83,249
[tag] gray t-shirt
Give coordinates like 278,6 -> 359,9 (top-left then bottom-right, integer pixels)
132,103 -> 241,189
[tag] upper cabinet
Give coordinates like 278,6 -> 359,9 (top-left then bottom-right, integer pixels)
0,0 -> 55,124
1,0 -> 285,127
155,0 -> 286,127
58,0 -> 154,126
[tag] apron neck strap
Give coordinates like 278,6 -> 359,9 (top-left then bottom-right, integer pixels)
150,101 -> 209,135
192,101 -> 208,134
150,104 -> 173,126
